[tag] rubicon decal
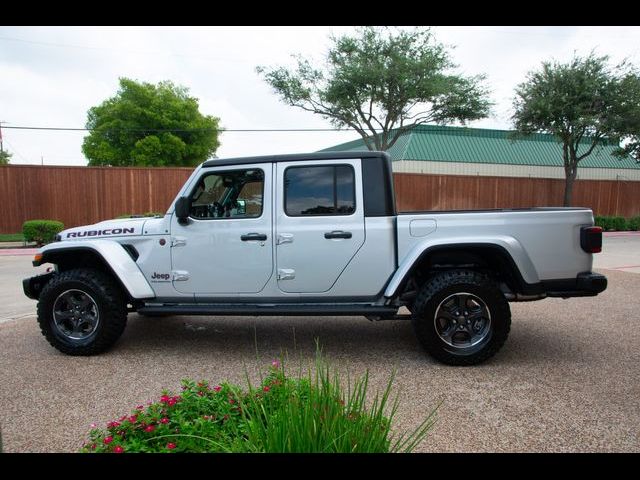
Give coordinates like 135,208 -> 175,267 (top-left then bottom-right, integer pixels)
66,228 -> 135,238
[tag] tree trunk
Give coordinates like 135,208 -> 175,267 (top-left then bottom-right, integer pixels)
563,173 -> 575,207
562,142 -> 577,207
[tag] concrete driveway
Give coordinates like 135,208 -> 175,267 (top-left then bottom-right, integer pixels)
1,237 -> 639,453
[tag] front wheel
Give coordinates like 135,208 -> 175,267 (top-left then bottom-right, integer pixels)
411,270 -> 511,366
37,269 -> 128,355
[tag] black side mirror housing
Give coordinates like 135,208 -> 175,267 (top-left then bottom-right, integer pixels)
175,197 -> 190,225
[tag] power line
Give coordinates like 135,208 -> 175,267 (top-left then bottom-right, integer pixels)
1,125 -> 360,133
0,34 -> 247,63
0,124 -> 501,134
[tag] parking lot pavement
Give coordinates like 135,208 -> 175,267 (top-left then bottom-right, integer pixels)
0,255 -> 48,323
1,242 -> 639,452
0,268 -> 638,453
595,232 -> 640,274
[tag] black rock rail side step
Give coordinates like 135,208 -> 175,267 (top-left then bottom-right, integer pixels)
137,303 -> 399,317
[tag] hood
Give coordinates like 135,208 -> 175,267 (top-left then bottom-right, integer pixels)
59,217 -> 148,241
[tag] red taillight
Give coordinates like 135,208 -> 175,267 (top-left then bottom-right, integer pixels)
581,226 -> 603,253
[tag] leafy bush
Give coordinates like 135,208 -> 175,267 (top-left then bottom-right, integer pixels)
22,220 -> 64,246
80,357 -> 439,453
594,215 -> 640,231
611,216 -> 628,231
594,216 -> 609,230
627,216 -> 640,231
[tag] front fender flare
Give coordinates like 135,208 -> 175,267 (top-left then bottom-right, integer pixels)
36,240 -> 155,299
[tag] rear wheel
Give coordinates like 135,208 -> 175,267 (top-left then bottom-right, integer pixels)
412,270 -> 511,366
37,268 -> 127,355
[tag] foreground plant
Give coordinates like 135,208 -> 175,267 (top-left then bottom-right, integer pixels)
81,355 -> 440,453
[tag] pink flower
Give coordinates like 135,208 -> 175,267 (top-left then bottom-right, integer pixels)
271,360 -> 280,369
90,423 -> 97,429
167,399 -> 176,407
167,442 -> 177,450
136,405 -> 144,410
103,436 -> 113,445
160,417 -> 170,424
197,391 -> 204,397
213,386 -> 222,392
160,395 -> 170,403
229,398 -> 235,405
144,425 -> 155,433
263,386 -> 270,392
107,421 -> 121,429
128,415 -> 138,423
114,446 -> 124,454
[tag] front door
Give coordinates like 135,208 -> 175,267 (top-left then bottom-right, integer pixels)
275,159 -> 365,293
170,164 -> 273,295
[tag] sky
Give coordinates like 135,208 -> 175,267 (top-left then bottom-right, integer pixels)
1,26 -> 640,166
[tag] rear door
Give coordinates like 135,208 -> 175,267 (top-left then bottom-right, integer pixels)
275,159 -> 364,293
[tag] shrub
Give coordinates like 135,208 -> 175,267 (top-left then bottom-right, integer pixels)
22,220 -> 64,246
80,356 -> 440,453
628,216 -> 640,231
611,216 -> 628,231
594,216 -> 609,230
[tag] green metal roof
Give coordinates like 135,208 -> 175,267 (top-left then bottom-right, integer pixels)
320,124 -> 640,170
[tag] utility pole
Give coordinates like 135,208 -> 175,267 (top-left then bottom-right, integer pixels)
0,121 -> 5,153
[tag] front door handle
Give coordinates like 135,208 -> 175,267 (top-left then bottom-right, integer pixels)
324,231 -> 352,239
241,233 -> 267,241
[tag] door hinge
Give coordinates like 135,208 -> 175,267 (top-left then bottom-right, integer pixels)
172,270 -> 190,281
277,268 -> 295,280
171,237 -> 187,247
277,233 -> 294,245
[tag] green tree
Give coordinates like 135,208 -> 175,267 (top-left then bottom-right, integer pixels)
82,78 -> 220,167
513,53 -> 640,206
257,27 -> 492,151
0,149 -> 12,165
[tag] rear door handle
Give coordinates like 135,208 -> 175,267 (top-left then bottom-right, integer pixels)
241,233 -> 267,241
324,231 -> 352,239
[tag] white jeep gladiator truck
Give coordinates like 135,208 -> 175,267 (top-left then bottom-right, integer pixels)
23,151 -> 607,365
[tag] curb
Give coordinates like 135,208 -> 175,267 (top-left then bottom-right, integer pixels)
0,248 -> 39,256
603,231 -> 640,237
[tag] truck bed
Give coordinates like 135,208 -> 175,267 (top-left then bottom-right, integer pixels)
396,207 -> 595,284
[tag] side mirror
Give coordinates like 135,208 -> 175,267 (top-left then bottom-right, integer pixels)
175,197 -> 191,225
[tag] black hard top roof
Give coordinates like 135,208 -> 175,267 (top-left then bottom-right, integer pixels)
202,151 -> 389,168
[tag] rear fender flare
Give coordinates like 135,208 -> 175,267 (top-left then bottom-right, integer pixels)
384,236 -> 538,299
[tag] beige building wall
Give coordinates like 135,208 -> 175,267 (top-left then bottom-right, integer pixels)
392,160 -> 640,181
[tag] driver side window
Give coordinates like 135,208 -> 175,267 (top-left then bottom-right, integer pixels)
189,169 -> 264,219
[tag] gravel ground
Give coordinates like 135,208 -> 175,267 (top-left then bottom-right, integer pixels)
1,268 -> 638,453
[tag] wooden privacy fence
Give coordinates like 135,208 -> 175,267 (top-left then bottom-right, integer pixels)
0,165 -> 193,234
393,173 -> 640,217
1,165 -> 639,233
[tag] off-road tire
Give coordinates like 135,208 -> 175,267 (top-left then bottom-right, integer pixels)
37,268 -> 127,355
412,269 -> 511,366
